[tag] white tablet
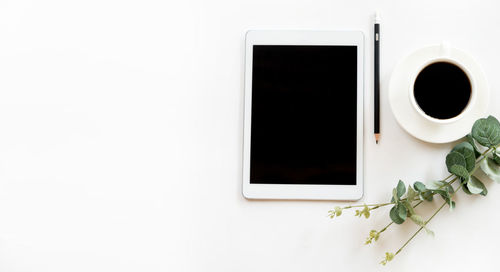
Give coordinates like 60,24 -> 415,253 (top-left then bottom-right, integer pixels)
242,30 -> 364,200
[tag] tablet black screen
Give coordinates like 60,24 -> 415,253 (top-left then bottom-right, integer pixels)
250,45 -> 357,185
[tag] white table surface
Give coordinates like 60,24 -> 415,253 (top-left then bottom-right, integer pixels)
0,0 -> 499,271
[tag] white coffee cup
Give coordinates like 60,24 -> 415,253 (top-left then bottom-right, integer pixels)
408,42 -> 476,124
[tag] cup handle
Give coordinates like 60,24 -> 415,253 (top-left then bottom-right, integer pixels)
440,41 -> 451,57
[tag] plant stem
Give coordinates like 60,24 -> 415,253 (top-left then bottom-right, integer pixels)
395,226 -> 423,256
395,201 -> 447,256
445,177 -> 458,188
379,222 -> 392,233
443,173 -> 454,181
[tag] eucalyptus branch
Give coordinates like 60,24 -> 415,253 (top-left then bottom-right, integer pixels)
381,148 -> 496,264
329,116 -> 500,266
391,183 -> 465,260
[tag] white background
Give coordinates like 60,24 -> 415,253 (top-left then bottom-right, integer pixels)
0,0 -> 499,271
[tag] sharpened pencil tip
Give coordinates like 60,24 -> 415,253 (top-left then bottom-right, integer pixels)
376,140 -> 378,144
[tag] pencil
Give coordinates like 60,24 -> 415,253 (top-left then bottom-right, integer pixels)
374,12 -> 381,144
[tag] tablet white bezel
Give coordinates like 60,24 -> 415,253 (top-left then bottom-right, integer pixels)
242,30 -> 364,200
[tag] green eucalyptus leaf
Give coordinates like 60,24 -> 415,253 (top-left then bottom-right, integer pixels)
471,116 -> 500,148
467,175 -> 487,194
413,181 -> 426,192
480,185 -> 488,196
426,180 -> 454,193
446,151 -> 468,177
446,151 -> 466,168
402,200 -> 415,216
450,165 -> 470,179
451,142 -> 476,172
445,184 -> 454,194
407,186 -> 417,201
466,134 -> 481,158
493,152 -> 500,166
426,180 -> 445,190
397,204 -> 407,221
432,189 -> 453,208
390,205 -> 405,224
410,214 -> 425,226
396,180 -> 406,198
480,157 -> 500,183
420,191 -> 434,202
462,184 -> 473,195
392,188 -> 399,203
433,189 -> 449,200
410,214 -> 435,235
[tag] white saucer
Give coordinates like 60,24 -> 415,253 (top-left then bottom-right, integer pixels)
388,45 -> 489,144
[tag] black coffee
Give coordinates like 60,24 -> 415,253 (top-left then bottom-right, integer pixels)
413,62 -> 471,120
